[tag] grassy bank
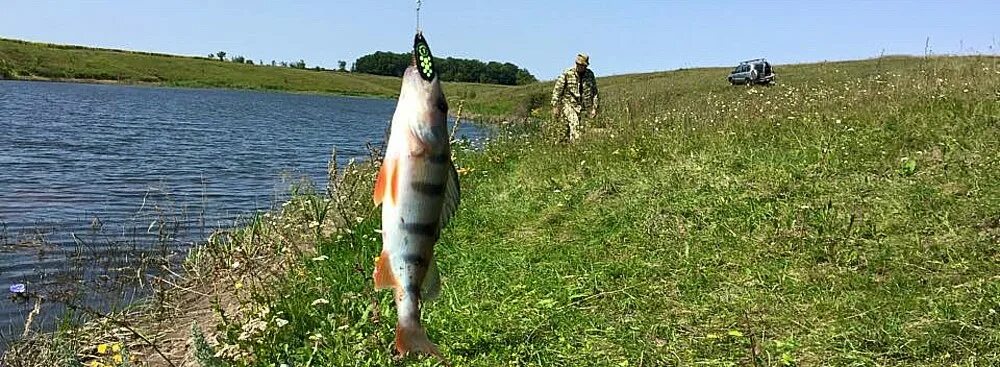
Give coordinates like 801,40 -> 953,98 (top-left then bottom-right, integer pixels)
208,55 -> 999,366
0,38 -> 508,101
4,55 -> 999,366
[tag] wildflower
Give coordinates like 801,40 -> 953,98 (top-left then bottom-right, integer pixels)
234,282 -> 243,290
311,298 -> 330,306
112,354 -> 123,364
97,343 -> 109,354
274,318 -> 289,328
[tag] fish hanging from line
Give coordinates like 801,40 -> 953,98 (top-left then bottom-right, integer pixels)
372,31 -> 460,359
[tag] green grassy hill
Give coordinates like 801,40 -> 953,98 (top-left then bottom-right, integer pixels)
0,38 -> 508,100
190,55 -> 997,366
4,54 -> 998,366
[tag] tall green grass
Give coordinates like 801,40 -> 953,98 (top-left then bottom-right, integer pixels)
7,54 -> 994,366
201,55 -> 999,366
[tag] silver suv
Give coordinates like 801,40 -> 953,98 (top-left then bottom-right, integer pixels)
728,58 -> 775,86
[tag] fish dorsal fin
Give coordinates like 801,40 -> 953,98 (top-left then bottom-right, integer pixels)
439,161 -> 460,229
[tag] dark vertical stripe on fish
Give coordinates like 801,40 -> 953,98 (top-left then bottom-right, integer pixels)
428,152 -> 449,164
411,181 -> 445,197
400,222 -> 439,238
405,284 -> 422,297
402,254 -> 428,268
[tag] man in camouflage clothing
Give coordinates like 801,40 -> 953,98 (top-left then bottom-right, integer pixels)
551,53 -> 599,142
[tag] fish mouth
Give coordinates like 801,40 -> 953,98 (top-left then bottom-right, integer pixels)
412,32 -> 436,82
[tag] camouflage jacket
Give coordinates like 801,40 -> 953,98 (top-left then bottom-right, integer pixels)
551,67 -> 599,111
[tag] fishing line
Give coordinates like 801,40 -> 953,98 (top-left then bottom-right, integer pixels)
416,0 -> 422,32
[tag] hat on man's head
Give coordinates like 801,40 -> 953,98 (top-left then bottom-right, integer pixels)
575,53 -> 590,66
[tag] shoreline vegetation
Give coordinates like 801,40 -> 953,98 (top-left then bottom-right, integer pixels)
1,37 -> 999,366
0,38 -> 513,107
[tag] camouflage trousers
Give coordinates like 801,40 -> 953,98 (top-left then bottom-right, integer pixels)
559,104 -> 583,142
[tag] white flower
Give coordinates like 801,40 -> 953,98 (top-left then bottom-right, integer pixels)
274,318 -> 289,328
311,298 -> 330,306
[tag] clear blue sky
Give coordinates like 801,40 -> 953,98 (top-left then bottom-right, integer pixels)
1,0 -> 997,79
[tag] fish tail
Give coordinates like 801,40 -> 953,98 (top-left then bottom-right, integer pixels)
394,319 -> 441,357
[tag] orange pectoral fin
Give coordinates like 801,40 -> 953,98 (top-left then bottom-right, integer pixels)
373,253 -> 396,290
373,158 -> 398,206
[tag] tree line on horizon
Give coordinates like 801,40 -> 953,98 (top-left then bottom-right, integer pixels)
206,49 -> 537,85
351,51 -> 537,85
207,51 -> 348,72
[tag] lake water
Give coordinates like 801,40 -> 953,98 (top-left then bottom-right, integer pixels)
0,80 -> 486,346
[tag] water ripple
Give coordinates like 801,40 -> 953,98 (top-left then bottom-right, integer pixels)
0,80 -> 486,342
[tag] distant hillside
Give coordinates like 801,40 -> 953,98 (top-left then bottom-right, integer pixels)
455,54 -> 1000,118
0,38 -> 508,101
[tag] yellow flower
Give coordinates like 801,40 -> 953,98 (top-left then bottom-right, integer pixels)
96,343 -> 109,354
89,361 -> 105,367
113,354 -> 124,364
235,281 -> 243,289
111,343 -> 122,353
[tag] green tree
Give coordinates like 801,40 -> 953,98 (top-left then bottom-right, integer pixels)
351,51 -> 536,85
515,69 -> 538,85
216,51 -> 226,61
338,60 -> 347,72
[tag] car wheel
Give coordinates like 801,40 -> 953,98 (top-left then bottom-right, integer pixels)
745,78 -> 752,87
